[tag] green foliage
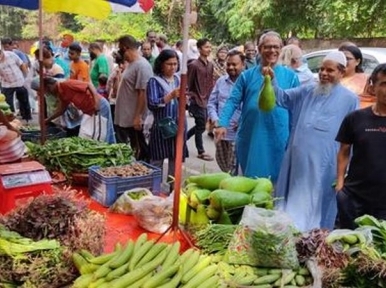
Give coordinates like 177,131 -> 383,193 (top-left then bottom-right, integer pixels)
0,6 -> 27,38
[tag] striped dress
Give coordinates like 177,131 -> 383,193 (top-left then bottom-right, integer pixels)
146,75 -> 188,161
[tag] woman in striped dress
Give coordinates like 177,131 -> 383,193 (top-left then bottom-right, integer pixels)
146,49 -> 188,193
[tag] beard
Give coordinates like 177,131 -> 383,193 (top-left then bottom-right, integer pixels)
313,83 -> 334,96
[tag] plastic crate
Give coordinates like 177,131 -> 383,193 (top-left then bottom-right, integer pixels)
20,126 -> 66,143
88,161 -> 162,207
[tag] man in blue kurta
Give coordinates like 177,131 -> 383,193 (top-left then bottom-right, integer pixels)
215,31 -> 299,182
270,51 -> 359,232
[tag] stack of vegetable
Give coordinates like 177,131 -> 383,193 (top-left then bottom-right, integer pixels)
71,233 -> 219,288
0,186 -> 106,287
217,261 -> 313,287
0,225 -> 71,288
25,137 -> 133,178
0,93 -> 13,116
181,173 -> 275,226
325,215 -> 386,288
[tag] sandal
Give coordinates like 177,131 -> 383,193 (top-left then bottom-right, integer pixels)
197,153 -> 214,161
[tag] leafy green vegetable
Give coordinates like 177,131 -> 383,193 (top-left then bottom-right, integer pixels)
25,137 -> 133,178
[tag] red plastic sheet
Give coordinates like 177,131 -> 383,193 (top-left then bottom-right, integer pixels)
78,188 -> 192,253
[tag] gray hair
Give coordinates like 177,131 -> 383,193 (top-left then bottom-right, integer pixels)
258,31 -> 282,47
279,44 -> 302,66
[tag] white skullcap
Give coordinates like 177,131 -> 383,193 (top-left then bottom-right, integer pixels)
323,51 -> 347,67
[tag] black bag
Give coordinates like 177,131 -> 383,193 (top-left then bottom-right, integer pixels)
158,117 -> 178,139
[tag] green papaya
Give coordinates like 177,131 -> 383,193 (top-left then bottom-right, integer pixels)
206,205 -> 221,220
188,189 -> 211,209
219,176 -> 258,193
187,172 -> 231,190
195,204 -> 210,225
251,191 -> 272,207
209,189 -> 251,210
252,178 -> 274,194
258,75 -> 276,112
0,102 -> 10,111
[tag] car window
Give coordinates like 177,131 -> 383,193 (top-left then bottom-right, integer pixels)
306,55 -> 325,73
362,54 -> 379,74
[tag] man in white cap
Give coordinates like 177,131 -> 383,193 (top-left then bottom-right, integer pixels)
265,51 -> 359,232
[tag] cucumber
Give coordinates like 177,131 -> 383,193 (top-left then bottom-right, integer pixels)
254,274 -> 281,285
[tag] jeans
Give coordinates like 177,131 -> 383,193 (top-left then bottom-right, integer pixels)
187,103 -> 207,154
337,189 -> 386,229
2,86 -> 31,121
116,126 -> 150,162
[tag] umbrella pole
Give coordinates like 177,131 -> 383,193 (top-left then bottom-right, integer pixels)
157,0 -> 194,247
38,0 -> 46,144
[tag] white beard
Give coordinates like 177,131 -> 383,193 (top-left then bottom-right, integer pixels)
313,83 -> 334,96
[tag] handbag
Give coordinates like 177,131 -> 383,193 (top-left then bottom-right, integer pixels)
78,112 -> 107,142
157,116 -> 178,139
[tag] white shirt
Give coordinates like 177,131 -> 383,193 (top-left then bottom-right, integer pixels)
0,51 -> 25,88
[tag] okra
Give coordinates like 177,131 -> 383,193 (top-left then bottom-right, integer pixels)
129,240 -> 155,271
183,264 -> 218,288
162,241 -> 181,267
142,263 -> 180,288
254,274 -> 281,285
109,240 -> 134,269
181,254 -> 211,283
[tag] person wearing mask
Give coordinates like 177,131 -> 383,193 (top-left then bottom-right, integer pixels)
336,63 -> 386,229
244,42 -> 257,69
270,51 -> 358,232
0,49 -> 31,123
89,42 -> 110,88
68,43 -> 90,82
208,50 -> 244,173
141,42 -> 156,68
115,35 -> 153,161
187,38 -> 214,161
146,49 -> 187,193
215,31 -> 300,180
279,44 -> 314,86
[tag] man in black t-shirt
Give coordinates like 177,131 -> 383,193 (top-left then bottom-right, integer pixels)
336,63 -> 386,229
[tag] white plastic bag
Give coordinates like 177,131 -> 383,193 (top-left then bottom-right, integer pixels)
132,195 -> 173,234
109,188 -> 153,215
226,206 -> 299,268
79,113 -> 107,142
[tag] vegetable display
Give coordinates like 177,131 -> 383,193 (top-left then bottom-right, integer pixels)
98,162 -> 153,177
25,137 -> 133,178
71,234 -> 219,288
0,186 -> 106,256
0,226 -> 71,288
182,173 -> 275,226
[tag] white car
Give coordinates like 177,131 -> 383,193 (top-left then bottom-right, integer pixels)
304,47 -> 386,79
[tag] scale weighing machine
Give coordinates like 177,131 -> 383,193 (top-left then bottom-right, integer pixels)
0,161 -> 52,214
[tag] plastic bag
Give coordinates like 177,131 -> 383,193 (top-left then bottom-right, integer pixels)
325,228 -> 373,255
225,206 -> 299,269
132,195 -> 173,234
79,113 -> 107,142
108,188 -> 153,215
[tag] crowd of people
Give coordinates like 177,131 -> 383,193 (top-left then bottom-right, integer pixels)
0,30 -> 385,232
